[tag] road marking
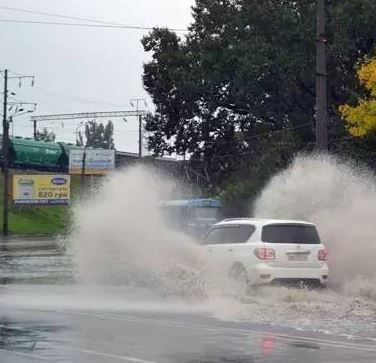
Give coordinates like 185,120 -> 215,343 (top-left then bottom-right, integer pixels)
56,309 -> 376,353
0,322 -> 157,363
53,344 -> 158,363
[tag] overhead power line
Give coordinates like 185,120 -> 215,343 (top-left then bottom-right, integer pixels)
0,19 -> 188,32
0,5 -> 136,26
31,110 -> 147,122
0,5 -> 189,32
0,6 -> 188,33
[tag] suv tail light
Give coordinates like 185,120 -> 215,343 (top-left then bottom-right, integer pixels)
318,248 -> 328,261
254,247 -> 275,260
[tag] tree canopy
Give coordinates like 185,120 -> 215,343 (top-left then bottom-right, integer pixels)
340,53 -> 376,137
142,0 -> 376,187
76,120 -> 115,149
35,127 -> 56,142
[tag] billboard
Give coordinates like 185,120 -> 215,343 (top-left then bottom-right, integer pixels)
13,175 -> 70,205
69,149 -> 115,175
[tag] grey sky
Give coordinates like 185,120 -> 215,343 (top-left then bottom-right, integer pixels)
0,0 -> 194,152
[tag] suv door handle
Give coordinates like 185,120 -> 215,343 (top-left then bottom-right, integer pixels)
227,248 -> 233,252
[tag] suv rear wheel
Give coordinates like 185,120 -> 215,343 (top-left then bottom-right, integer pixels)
229,263 -> 251,295
229,263 -> 247,281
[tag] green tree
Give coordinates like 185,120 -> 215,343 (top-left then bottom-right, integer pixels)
77,120 -> 115,149
142,0 -> 376,187
35,127 -> 56,142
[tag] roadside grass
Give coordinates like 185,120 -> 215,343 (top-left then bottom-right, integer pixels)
0,172 -> 84,235
9,206 -> 70,235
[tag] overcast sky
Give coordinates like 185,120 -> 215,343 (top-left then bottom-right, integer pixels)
0,0 -> 194,152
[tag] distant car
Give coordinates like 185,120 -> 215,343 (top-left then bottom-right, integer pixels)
201,218 -> 329,287
160,198 -> 222,239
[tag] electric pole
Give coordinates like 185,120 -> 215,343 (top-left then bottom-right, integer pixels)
81,148 -> 86,187
33,119 -> 37,139
130,99 -> 147,158
316,0 -> 328,151
2,70 -> 9,236
1,69 -> 35,235
138,114 -> 142,158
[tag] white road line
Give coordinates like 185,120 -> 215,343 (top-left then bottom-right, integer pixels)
56,309 -> 376,353
0,323 -> 158,363
53,344 -> 158,363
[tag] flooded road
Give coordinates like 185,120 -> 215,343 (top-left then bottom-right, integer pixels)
2,302 -> 376,363
0,237 -> 375,362
0,236 -> 73,285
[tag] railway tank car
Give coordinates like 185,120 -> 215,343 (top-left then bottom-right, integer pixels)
0,136 -> 77,172
0,136 -> 175,173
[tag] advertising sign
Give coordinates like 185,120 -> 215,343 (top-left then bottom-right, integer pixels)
69,149 -> 115,175
13,175 -> 70,205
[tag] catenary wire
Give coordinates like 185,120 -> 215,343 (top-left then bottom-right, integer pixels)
0,5 -> 144,26
0,18 -> 188,32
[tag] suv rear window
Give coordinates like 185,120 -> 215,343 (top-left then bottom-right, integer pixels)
262,224 -> 320,244
202,225 -> 255,245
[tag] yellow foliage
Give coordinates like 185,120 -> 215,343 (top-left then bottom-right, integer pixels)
339,54 -> 376,137
357,58 -> 376,97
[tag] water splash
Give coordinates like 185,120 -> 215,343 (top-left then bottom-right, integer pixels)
254,154 -> 376,284
1,159 -> 375,342
71,165 -> 210,297
65,157 -> 376,340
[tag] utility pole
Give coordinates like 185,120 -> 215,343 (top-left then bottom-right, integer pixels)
74,121 -> 87,192
33,119 -> 37,139
81,148 -> 86,187
316,0 -> 328,151
1,69 -> 35,235
130,99 -> 147,158
2,70 -> 9,236
138,114 -> 142,158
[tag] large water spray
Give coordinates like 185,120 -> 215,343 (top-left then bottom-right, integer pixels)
254,154 -> 376,284
71,166 -> 210,296
71,155 -> 376,297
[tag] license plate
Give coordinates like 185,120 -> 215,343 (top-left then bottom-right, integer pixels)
288,254 -> 308,261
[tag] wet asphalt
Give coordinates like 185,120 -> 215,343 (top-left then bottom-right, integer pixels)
0,237 -> 375,363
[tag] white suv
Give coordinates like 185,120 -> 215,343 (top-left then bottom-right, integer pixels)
202,218 -> 329,287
